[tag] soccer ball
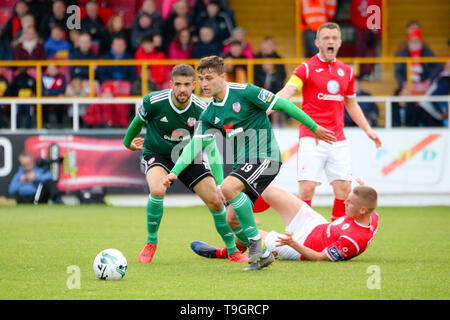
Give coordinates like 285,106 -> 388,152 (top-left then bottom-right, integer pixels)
93,248 -> 128,281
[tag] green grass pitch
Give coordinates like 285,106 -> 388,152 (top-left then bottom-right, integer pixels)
0,204 -> 449,300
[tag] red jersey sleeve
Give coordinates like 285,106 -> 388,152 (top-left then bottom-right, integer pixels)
292,63 -> 308,82
323,236 -> 359,261
345,67 -> 356,97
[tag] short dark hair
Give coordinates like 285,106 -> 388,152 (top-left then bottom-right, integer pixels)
197,55 -> 225,75
171,64 -> 195,80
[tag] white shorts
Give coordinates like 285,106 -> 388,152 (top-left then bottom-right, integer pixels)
265,204 -> 328,260
297,137 -> 352,185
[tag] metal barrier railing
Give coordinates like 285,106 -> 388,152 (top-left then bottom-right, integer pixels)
0,95 -> 448,131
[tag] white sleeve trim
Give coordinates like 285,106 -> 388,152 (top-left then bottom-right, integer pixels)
266,95 -> 279,113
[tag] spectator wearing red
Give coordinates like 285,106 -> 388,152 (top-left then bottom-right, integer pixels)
222,26 -> 254,59
135,34 -> 168,90
168,28 -> 192,59
2,1 -> 29,43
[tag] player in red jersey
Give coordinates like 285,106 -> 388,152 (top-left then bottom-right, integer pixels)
276,22 -> 382,221
191,179 -> 379,262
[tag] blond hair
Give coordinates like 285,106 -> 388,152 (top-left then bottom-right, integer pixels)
353,186 -> 378,212
316,22 -> 341,39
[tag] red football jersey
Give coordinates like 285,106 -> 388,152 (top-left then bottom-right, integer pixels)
290,54 -> 356,141
302,211 -> 379,261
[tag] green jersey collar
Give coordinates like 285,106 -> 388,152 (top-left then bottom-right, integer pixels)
169,89 -> 192,114
212,82 -> 230,107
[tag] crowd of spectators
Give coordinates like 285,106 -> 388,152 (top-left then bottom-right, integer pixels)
0,0 -> 244,129
0,0 -> 448,130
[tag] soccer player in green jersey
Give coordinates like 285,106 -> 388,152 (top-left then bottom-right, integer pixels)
163,56 -> 336,270
123,64 -> 247,264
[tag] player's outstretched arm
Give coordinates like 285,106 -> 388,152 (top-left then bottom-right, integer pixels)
276,232 -> 328,261
272,98 -> 336,144
123,115 -> 145,150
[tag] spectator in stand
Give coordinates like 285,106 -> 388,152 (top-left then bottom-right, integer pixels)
345,79 -> 379,127
395,27 -> 442,94
10,14 -> 35,47
13,27 -> 46,60
193,0 -> 235,26
254,36 -> 287,127
8,152 -> 62,204
68,29 -> 81,52
418,61 -> 450,127
39,0 -> 69,41
42,64 -> 67,129
162,0 -> 195,54
136,0 -> 163,35
391,85 -> 419,127
82,83 -> 131,128
222,40 -> 247,83
96,36 -> 136,84
22,0 -> 45,22
135,34 -> 168,90
44,25 -> 70,59
9,67 -> 36,128
222,27 -> 254,59
195,0 -> 234,45
105,14 -> 130,55
131,12 -> 162,52
66,77 -> 89,128
69,33 -> 98,80
301,0 -> 337,57
0,69 -> 11,128
350,0 -> 381,79
81,0 -> 109,56
168,28 -> 193,59
1,0 -> 29,43
191,26 -> 222,58
161,0 -> 195,21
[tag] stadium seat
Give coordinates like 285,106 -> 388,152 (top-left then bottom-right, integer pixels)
0,0 -> 17,10
0,9 -> 12,27
101,80 -> 132,96
109,0 -> 137,12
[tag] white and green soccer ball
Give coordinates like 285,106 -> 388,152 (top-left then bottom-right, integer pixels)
93,249 -> 128,281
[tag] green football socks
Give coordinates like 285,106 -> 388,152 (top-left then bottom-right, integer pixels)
210,206 -> 238,256
229,192 -> 259,239
146,194 -> 164,244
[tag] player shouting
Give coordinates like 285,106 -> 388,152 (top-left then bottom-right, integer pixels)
277,22 -> 382,221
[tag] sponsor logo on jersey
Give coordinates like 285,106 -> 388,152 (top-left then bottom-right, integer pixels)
327,80 -> 340,94
223,122 -> 234,133
342,223 -> 350,230
328,246 -> 344,261
315,68 -> 324,72
317,93 -> 344,101
186,117 -> 196,127
337,68 -> 345,77
160,116 -> 168,122
257,89 -> 274,103
232,102 -> 241,113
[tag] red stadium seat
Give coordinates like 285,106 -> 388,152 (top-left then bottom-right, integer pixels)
101,80 -> 132,96
120,11 -> 135,28
0,0 -> 17,10
0,9 -> 12,27
0,67 -> 13,83
109,0 -> 137,12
